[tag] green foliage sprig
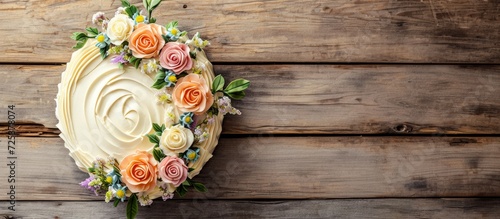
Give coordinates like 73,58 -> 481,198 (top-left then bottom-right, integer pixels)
71,27 -> 99,49
212,75 -> 250,100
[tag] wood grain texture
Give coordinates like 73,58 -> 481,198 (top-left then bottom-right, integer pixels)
0,0 -> 499,63
1,64 -> 499,135
2,199 -> 500,218
1,136 -> 500,201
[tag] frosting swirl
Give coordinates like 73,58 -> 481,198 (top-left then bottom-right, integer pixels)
56,40 -> 174,170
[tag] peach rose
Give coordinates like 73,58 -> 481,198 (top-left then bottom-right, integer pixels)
159,42 -> 193,74
158,156 -> 188,187
172,74 -> 214,114
119,151 -> 158,193
128,23 -> 166,58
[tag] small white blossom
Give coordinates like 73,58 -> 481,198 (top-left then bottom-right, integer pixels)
217,96 -> 241,116
92,12 -> 106,24
186,32 -> 210,49
101,20 -> 109,31
155,90 -> 172,105
162,192 -> 174,201
141,59 -> 161,74
115,7 -> 127,16
138,194 -> 153,206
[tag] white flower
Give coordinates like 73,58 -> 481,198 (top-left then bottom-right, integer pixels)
137,194 -> 153,206
194,125 -> 209,143
141,59 -> 161,74
185,32 -> 210,49
159,182 -> 176,200
159,125 -> 194,156
217,96 -> 241,115
115,7 -> 127,16
92,12 -> 106,24
106,14 -> 135,46
155,90 -> 172,105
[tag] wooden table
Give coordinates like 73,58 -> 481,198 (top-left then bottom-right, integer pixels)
1,0 -> 500,218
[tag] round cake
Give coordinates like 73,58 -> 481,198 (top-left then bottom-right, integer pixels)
56,39 -> 222,199
55,1 -> 249,215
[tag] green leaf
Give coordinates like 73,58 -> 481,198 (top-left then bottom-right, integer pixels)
193,183 -> 208,193
177,72 -> 188,78
126,193 -> 138,219
113,198 -> 120,207
150,0 -> 162,10
152,148 -> 166,162
189,51 -> 197,59
155,71 -> 166,80
146,134 -> 160,144
176,185 -> 188,197
152,123 -> 162,133
182,180 -> 191,186
211,75 -> 225,94
121,0 -> 131,7
188,168 -> 195,172
88,167 -> 96,173
129,57 -> 142,69
72,39 -> 87,49
149,17 -> 156,23
224,79 -> 250,94
125,5 -> 138,18
86,27 -> 99,37
166,21 -> 178,29
71,32 -> 87,41
143,0 -> 150,10
152,79 -> 167,89
161,124 -> 166,132
225,91 -> 246,100
99,47 -> 108,59
162,34 -> 169,42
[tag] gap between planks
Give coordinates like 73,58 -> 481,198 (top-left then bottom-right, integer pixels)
2,198 -> 500,218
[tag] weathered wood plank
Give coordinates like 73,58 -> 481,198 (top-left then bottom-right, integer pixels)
0,0 -> 499,63
2,199 -> 500,218
1,137 -> 500,200
1,64 -> 499,135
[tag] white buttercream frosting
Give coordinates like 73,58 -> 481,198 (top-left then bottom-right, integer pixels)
56,40 -> 223,182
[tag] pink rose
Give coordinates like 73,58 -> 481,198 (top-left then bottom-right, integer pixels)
158,156 -> 188,187
119,151 -> 158,193
172,74 -> 214,114
159,42 -> 193,74
128,23 -> 166,58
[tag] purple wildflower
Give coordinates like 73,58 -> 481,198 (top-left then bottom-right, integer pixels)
80,176 -> 99,195
111,52 -> 127,64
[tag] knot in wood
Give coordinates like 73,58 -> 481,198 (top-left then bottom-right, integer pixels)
392,124 -> 413,133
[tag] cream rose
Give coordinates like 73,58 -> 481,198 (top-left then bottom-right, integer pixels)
159,125 -> 194,156
172,74 -> 214,114
106,14 -> 134,45
159,42 -> 193,74
158,156 -> 188,187
119,151 -> 158,193
128,23 -> 166,58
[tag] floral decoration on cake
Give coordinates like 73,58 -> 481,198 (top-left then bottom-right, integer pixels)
57,0 -> 249,218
